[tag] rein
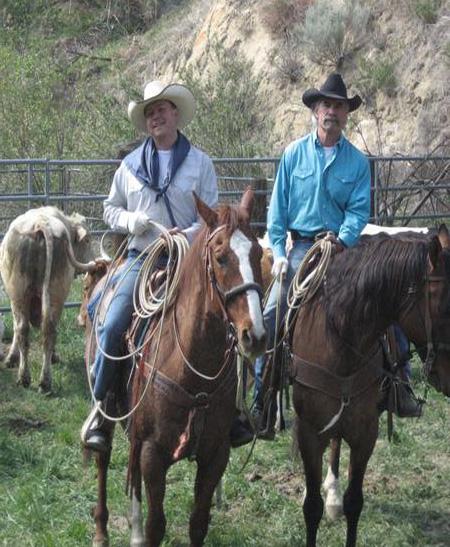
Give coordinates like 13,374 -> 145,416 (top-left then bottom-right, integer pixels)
411,274 -> 450,383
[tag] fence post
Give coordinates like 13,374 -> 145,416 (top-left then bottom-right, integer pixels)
44,159 -> 51,205
27,163 -> 33,211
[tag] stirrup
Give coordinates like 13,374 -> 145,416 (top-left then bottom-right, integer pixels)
395,383 -> 424,418
80,401 -> 109,452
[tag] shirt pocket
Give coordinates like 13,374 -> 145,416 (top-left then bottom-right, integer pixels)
328,173 -> 355,204
127,178 -> 153,210
292,168 -> 314,202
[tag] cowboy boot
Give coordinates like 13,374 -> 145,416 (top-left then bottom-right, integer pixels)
80,400 -> 110,452
394,381 -> 424,418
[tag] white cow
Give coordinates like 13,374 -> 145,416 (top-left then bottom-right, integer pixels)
0,206 -> 97,392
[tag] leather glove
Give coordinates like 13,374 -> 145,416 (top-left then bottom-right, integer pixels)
127,212 -> 151,236
271,256 -> 289,277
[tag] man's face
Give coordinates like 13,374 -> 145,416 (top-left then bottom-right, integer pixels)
314,99 -> 349,134
144,99 -> 179,140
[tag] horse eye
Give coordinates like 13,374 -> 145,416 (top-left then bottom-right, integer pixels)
216,254 -> 227,267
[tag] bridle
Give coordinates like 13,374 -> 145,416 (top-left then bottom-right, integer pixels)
411,273 -> 450,379
170,224 -> 263,383
204,225 -> 263,317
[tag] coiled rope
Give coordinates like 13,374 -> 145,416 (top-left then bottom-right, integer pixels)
86,221 -> 188,423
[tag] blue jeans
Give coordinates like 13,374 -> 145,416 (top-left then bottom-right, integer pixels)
393,322 -> 412,380
253,240 -> 313,410
91,250 -> 145,401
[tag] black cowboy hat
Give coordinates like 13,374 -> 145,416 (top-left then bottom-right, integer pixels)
302,73 -> 362,112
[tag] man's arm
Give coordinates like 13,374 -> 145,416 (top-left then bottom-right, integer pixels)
103,163 -> 149,235
267,152 -> 290,259
337,158 -> 371,248
182,154 -> 218,243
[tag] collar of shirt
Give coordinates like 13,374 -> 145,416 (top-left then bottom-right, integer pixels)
313,130 -> 345,150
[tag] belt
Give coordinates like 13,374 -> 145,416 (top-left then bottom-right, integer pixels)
290,230 -> 315,242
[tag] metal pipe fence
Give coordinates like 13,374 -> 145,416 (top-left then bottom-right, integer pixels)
0,154 -> 449,312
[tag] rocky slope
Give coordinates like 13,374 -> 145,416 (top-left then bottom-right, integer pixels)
119,0 -> 449,156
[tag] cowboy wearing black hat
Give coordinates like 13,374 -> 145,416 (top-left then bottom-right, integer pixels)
252,73 -> 422,431
252,73 -> 371,430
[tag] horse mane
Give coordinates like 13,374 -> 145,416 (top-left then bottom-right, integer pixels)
319,233 -> 430,344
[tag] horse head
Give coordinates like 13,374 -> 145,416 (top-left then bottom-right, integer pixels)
421,224 -> 450,395
194,188 -> 267,360
398,224 -> 450,395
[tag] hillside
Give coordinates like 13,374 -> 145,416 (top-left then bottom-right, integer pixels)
0,0 -> 449,159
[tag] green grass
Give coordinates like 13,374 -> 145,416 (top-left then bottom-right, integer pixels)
0,309 -> 449,546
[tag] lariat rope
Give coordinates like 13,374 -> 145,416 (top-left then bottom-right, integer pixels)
87,221 -> 189,423
257,239 -> 333,435
284,239 -> 333,335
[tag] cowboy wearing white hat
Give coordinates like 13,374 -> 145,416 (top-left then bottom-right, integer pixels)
80,80 -> 219,452
128,80 -> 196,133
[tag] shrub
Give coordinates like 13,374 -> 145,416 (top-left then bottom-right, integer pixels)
411,0 -> 442,24
269,35 -> 303,83
356,56 -> 397,99
180,43 -> 268,159
260,0 -> 313,37
300,0 -> 371,69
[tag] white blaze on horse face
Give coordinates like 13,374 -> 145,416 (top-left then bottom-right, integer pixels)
230,230 -> 265,339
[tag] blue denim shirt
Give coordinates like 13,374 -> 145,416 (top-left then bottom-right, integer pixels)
268,131 -> 371,258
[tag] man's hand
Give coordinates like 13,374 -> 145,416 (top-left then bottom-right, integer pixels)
271,256 -> 289,277
128,212 -> 151,235
321,232 -> 345,254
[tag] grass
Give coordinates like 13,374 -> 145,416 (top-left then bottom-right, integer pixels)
0,308 -> 449,546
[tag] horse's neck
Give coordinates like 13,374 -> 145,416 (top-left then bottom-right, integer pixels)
172,259 -> 228,366
295,301 -> 386,374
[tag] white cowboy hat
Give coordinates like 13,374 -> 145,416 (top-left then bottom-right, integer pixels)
127,80 -> 195,133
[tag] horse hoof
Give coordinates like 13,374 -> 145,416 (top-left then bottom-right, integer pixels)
325,503 -> 343,520
130,539 -> 146,547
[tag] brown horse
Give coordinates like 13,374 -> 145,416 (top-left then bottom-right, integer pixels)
87,189 -> 266,547
287,226 -> 450,547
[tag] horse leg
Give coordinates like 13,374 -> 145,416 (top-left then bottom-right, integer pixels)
141,441 -> 169,547
343,427 -> 377,547
189,444 -> 230,547
323,438 -> 343,520
92,448 -> 112,547
296,421 -> 327,547
129,476 -> 145,547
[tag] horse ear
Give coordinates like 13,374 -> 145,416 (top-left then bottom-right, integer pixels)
429,235 -> 443,269
193,192 -> 218,228
239,186 -> 254,223
437,223 -> 450,249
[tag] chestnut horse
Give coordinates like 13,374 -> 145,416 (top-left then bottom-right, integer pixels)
288,226 -> 450,547
88,189 -> 266,547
